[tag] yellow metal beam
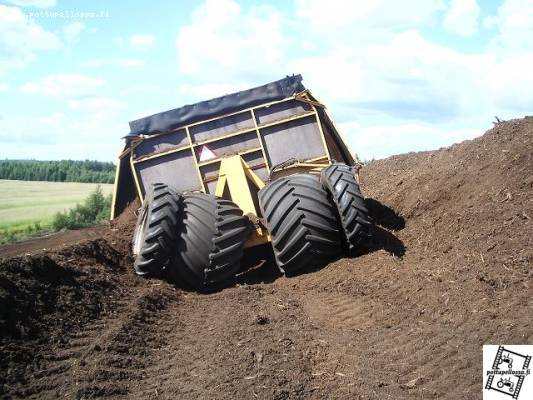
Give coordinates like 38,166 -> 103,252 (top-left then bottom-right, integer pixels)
215,155 -> 264,215
215,174 -> 227,197
311,104 -> 332,162
322,107 -> 356,164
250,108 -> 270,174
294,90 -> 325,108
185,126 -> 206,192
130,155 -> 144,203
132,144 -> 190,164
110,159 -> 122,220
197,146 -> 262,167
215,155 -> 269,248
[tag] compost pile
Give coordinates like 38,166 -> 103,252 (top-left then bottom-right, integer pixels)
1,117 -> 531,399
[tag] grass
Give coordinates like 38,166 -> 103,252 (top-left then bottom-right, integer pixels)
0,180 -> 113,244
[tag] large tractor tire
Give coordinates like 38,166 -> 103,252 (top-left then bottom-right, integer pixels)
169,193 -> 249,292
320,163 -> 372,255
132,183 -> 181,277
259,174 -> 342,275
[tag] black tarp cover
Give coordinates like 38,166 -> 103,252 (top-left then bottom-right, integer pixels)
127,75 -> 305,137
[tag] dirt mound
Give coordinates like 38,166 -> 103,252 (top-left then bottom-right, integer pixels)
0,117 -> 531,399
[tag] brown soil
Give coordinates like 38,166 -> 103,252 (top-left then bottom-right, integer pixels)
0,226 -> 108,259
1,117 -> 532,399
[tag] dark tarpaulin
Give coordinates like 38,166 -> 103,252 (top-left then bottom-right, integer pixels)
126,75 -> 305,137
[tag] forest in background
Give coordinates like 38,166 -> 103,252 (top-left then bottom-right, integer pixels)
0,160 -> 115,184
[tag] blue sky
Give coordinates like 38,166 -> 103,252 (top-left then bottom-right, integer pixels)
0,0 -> 532,161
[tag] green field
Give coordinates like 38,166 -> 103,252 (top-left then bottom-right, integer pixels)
0,180 -> 113,242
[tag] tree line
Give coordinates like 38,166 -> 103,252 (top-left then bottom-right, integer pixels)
0,159 -> 115,184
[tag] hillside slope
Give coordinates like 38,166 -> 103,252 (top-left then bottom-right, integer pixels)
1,117 -> 531,399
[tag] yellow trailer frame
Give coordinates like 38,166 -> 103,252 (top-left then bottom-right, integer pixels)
112,89 -> 357,250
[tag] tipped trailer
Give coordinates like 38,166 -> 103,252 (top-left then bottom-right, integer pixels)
111,75 -> 372,291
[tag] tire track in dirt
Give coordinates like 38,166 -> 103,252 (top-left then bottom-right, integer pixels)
12,283 -> 182,399
128,287 -> 322,399
71,288 -> 179,399
289,257 -> 470,398
289,242 -> 532,399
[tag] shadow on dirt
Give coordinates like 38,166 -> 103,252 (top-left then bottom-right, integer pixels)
366,225 -> 405,257
235,199 -> 406,286
365,198 -> 405,231
236,244 -> 281,286
364,198 -> 406,257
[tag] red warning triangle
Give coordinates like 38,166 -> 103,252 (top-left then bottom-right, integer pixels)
199,145 -> 216,161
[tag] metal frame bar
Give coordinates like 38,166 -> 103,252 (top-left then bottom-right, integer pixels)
141,92 -> 309,139
185,126 -> 206,192
127,89 -> 334,202
311,104 -> 332,162
214,155 -> 269,248
132,144 -> 191,164
117,143 -> 131,159
110,158 -> 122,219
194,123 -> 256,147
131,110 -> 318,167
321,108 -> 356,164
295,90 -> 325,108
307,155 -> 329,163
203,161 -> 266,184
130,154 -> 144,203
197,146 -> 263,167
215,155 -> 265,211
250,108 -> 270,174
131,92 -> 316,148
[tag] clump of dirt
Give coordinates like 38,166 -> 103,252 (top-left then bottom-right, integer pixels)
0,117 -> 531,399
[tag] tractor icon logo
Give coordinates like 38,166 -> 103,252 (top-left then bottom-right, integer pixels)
484,345 -> 532,399
497,377 -> 515,393
497,353 -> 514,370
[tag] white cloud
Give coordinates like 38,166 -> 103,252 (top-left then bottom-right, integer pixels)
0,83 -> 10,92
172,0 -> 533,160
294,0 -> 445,32
3,0 -> 56,8
443,0 -> 480,36
289,30 -> 487,123
0,102 -> 126,161
342,120 -> 481,160
62,21 -> 85,43
37,111 -> 65,127
20,74 -> 105,97
3,0 -> 532,162
177,0 -> 285,81
478,0 -> 533,112
0,5 -> 61,74
68,97 -> 126,112
80,58 -> 145,68
0,112 -> 125,160
129,34 -> 155,51
485,0 -> 533,52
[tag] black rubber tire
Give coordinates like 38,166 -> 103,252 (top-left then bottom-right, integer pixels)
258,174 -> 342,275
132,183 -> 180,277
320,163 -> 372,255
169,193 -> 249,292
